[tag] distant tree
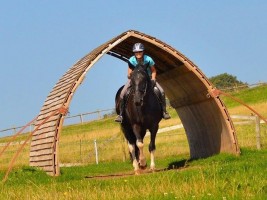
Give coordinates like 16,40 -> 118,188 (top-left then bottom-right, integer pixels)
209,73 -> 246,89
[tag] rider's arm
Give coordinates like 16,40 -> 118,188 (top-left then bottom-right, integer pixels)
151,65 -> 156,80
127,67 -> 133,79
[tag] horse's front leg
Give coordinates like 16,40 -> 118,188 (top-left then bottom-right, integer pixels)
133,125 -> 147,169
128,142 -> 139,174
136,139 -> 147,169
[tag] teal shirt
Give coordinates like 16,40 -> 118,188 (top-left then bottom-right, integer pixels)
128,55 -> 155,77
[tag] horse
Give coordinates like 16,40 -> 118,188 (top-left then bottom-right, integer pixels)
115,64 -> 162,174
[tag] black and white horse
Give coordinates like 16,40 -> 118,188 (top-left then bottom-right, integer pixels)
115,64 -> 162,174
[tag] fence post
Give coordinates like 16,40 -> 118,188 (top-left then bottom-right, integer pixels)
79,114 -> 83,124
80,139 -> 82,162
13,127 -> 16,134
120,132 -> 127,162
255,115 -> 261,150
97,110 -> 101,119
94,139 -> 99,164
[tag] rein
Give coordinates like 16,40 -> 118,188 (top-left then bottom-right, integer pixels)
130,67 -> 151,104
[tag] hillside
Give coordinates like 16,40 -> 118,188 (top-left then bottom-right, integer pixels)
221,84 -> 267,108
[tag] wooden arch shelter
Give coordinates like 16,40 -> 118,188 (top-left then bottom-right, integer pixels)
30,30 -> 240,176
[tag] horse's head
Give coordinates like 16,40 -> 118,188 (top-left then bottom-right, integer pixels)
130,64 -> 150,106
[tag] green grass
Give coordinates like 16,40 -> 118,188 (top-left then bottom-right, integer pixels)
222,84 -> 267,107
0,148 -> 266,199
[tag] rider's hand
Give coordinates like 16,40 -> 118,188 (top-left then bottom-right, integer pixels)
151,79 -> 156,87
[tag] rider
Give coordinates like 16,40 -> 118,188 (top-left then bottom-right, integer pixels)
115,42 -> 171,123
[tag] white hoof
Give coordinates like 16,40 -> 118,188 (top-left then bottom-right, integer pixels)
139,163 -> 147,170
150,165 -> 156,172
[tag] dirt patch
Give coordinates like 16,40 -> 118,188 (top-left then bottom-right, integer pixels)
84,165 -> 188,180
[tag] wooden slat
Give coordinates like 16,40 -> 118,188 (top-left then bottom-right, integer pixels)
31,130 -> 55,141
36,114 -> 59,123
40,166 -> 54,172
30,152 -> 53,161
45,85 -> 71,100
30,142 -> 54,151
32,126 -> 56,137
50,67 -> 85,90
32,122 -> 58,136
42,94 -> 67,109
30,137 -> 54,147
37,108 -> 61,119
48,81 -> 73,98
38,109 -> 61,118
29,160 -> 53,167
55,65 -> 85,82
33,126 -> 56,136
32,125 -> 57,138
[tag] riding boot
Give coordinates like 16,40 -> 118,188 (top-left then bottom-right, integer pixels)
161,93 -> 171,120
115,98 -> 125,123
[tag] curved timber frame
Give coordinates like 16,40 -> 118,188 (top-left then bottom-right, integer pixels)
30,30 -> 240,176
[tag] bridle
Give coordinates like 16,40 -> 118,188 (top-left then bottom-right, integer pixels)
130,67 -> 150,106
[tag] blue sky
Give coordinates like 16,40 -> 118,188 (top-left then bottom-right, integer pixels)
1,1 -> 267,134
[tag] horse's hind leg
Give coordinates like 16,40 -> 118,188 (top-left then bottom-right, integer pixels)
128,142 -> 139,174
150,150 -> 156,171
149,127 -> 158,171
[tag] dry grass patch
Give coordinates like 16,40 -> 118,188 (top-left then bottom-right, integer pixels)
227,102 -> 267,116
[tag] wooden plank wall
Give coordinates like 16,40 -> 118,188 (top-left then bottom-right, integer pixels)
29,35 -> 125,175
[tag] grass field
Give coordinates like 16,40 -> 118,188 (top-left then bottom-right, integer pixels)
0,85 -> 267,199
0,148 -> 266,199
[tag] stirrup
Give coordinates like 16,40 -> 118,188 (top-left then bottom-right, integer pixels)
163,112 -> 171,120
115,115 -> 123,123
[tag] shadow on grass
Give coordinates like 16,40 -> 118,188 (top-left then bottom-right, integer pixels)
167,159 -> 188,170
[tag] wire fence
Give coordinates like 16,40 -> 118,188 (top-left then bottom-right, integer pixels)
0,115 -> 266,170
1,82 -> 266,137
59,130 -> 190,167
218,81 -> 266,92
0,82 -> 267,169
58,116 -> 267,166
0,108 -> 115,137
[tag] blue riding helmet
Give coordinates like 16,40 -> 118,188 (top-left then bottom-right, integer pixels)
132,43 -> 145,52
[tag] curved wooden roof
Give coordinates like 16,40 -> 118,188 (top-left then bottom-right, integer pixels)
30,30 -> 240,175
